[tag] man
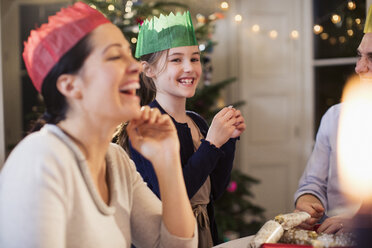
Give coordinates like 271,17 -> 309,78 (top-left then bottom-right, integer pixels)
294,4 -> 372,234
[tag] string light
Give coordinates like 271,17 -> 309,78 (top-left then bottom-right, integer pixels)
320,33 -> 329,40
339,36 -> 346,43
234,14 -> 242,23
355,18 -> 361,24
269,30 -> 278,39
329,37 -> 337,45
199,44 -> 206,51
331,14 -> 341,24
313,24 -> 323,34
347,29 -> 354,36
290,30 -> 299,39
196,14 -> 206,24
108,4 -> 115,11
89,4 -> 97,9
220,1 -> 229,10
251,24 -> 260,33
347,1 -> 356,10
131,37 -> 137,44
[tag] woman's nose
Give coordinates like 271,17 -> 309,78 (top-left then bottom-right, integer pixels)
128,58 -> 142,74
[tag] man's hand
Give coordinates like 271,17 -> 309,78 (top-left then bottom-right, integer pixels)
295,194 -> 325,229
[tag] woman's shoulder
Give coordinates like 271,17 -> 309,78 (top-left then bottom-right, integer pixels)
6,126 -> 73,161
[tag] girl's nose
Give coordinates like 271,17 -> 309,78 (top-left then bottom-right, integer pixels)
183,61 -> 193,72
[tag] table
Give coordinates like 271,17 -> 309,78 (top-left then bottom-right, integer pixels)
213,235 -> 253,248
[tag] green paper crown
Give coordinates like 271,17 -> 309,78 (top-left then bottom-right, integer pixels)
135,11 -> 198,58
365,5 -> 372,33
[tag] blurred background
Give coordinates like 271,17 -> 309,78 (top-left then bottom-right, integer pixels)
0,0 -> 370,241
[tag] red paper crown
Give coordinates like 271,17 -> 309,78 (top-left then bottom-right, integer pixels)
23,1 -> 110,92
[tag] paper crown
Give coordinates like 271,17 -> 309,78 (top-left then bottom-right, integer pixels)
135,11 -> 198,58
365,5 -> 372,33
23,1 -> 110,92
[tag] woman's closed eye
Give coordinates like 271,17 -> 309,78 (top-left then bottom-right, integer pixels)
107,55 -> 123,61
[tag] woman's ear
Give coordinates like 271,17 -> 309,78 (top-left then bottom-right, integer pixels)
141,61 -> 156,78
56,74 -> 82,99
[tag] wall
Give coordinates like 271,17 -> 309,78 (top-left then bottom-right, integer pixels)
0,0 -> 5,165
211,0 -> 313,218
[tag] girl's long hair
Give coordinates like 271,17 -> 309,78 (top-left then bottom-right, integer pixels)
113,50 -> 168,153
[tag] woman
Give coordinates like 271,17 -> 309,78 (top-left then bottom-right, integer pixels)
118,12 -> 246,247
0,2 -> 196,248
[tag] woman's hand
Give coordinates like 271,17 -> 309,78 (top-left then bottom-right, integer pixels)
206,107 -> 237,148
128,106 -> 195,239
127,106 -> 179,167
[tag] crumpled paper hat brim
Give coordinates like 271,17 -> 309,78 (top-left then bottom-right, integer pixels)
135,11 -> 198,58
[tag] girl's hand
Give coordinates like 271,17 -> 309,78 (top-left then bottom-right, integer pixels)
206,107 -> 237,148
127,106 -> 180,166
231,109 -> 246,138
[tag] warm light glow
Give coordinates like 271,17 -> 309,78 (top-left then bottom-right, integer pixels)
269,30 -> 278,39
329,37 -> 337,45
347,29 -> 354,36
196,14 -> 206,23
290,30 -> 299,39
221,1 -> 229,10
331,14 -> 341,24
347,1 -> 356,10
89,4 -> 97,9
125,7 -> 132,12
320,33 -> 329,40
108,4 -> 115,11
313,24 -> 323,35
132,26 -> 139,33
251,24 -> 260,33
234,14 -> 242,23
338,76 -> 372,201
355,18 -> 361,24
131,37 -> 137,44
339,36 -> 346,43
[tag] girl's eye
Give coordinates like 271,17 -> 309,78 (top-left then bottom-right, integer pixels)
170,58 -> 181,62
191,58 -> 200,62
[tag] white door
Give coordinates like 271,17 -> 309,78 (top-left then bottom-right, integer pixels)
212,0 -> 313,219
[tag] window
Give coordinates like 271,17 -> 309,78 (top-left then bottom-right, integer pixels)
313,0 -> 366,131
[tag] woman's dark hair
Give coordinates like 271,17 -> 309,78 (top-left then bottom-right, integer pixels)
30,33 -> 93,133
113,49 -> 168,153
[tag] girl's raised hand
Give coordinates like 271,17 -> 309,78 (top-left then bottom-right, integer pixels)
127,106 -> 180,167
206,107 -> 237,148
231,109 -> 246,138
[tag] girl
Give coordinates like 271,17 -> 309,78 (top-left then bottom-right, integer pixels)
122,11 -> 246,247
0,2 -> 197,248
